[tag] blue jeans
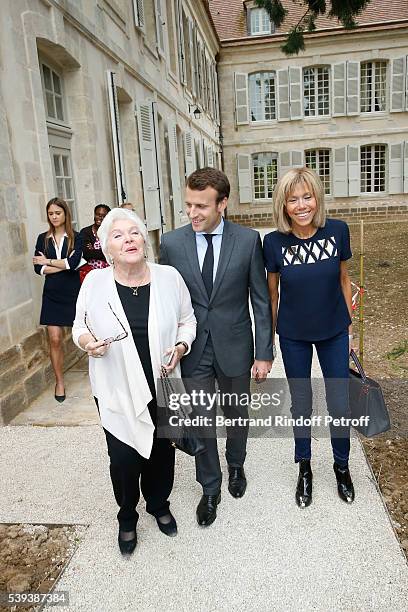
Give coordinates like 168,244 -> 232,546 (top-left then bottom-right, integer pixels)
279,329 -> 350,467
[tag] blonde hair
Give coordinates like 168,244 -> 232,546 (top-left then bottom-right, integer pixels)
272,167 -> 326,234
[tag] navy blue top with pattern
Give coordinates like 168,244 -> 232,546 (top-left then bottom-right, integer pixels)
263,218 -> 352,341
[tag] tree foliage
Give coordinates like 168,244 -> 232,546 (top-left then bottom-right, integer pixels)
255,0 -> 373,55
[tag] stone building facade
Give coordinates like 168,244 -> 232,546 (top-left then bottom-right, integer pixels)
0,0 -> 221,422
209,0 -> 408,225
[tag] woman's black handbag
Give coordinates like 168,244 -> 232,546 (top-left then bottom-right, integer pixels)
159,367 -> 206,457
349,350 -> 390,437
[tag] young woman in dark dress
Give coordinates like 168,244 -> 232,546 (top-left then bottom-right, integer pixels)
33,198 -> 83,402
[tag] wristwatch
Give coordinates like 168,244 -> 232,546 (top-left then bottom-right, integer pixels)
175,341 -> 188,353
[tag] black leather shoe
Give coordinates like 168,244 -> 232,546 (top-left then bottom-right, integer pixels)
54,385 -> 65,403
196,493 -> 221,527
228,467 -> 247,498
295,459 -> 313,508
333,462 -> 355,503
156,513 -> 178,537
118,529 -> 137,555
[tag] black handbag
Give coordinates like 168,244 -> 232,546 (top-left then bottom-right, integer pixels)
159,366 -> 206,457
349,350 -> 391,437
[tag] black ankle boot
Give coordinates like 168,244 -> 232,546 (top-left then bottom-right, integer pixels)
296,459 -> 313,508
333,462 -> 355,503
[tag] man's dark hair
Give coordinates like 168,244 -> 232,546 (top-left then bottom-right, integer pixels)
94,204 -> 111,214
186,167 -> 230,203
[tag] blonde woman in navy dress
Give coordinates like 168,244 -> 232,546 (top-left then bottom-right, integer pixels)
33,198 -> 83,402
263,168 -> 355,508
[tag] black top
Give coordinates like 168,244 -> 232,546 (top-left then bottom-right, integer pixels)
80,225 -> 107,263
115,282 -> 155,403
263,218 -> 352,341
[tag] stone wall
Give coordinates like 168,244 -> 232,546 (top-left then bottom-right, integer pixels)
0,329 -> 81,425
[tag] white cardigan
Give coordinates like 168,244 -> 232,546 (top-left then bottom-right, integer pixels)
72,263 -> 196,458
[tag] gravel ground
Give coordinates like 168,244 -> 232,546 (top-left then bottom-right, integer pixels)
1,425 -> 407,612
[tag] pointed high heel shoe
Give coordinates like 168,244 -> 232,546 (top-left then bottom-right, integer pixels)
54,385 -> 66,403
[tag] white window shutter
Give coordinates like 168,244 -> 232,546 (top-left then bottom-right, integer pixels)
133,0 -> 145,28
277,69 -> 290,121
184,131 -> 195,177
406,56 -> 408,111
106,70 -> 126,205
348,145 -> 360,196
237,154 -> 252,203
347,61 -> 360,116
154,0 -> 165,55
176,0 -> 186,84
289,67 -> 303,120
332,62 -> 346,117
167,120 -> 184,228
404,142 -> 408,193
207,145 -> 214,167
136,101 -> 162,230
333,147 -> 348,197
234,73 -> 249,125
279,151 -> 291,177
214,65 -> 220,124
188,20 -> 197,97
389,143 -> 403,194
390,57 -> 406,112
292,150 -> 303,168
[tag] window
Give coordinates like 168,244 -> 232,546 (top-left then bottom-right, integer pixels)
42,63 -> 65,122
51,148 -> 77,224
305,149 -> 331,194
252,153 -> 278,199
360,145 -> 386,193
303,67 -> 330,117
249,72 -> 276,121
249,8 -> 272,35
360,61 -> 387,112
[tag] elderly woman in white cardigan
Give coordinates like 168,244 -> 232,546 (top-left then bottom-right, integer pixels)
72,208 -> 196,555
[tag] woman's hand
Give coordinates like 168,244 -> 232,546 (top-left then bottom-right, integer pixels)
162,344 -> 186,373
349,333 -> 357,355
84,339 -> 110,358
33,251 -> 49,266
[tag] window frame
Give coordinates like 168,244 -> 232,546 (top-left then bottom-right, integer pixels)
49,144 -> 78,227
40,60 -> 68,127
360,144 -> 387,195
252,152 -> 278,201
360,60 -> 388,114
248,7 -> 273,36
303,65 -> 331,119
248,71 -> 277,123
305,148 -> 332,195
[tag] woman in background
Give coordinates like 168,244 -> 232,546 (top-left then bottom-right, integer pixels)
33,197 -> 83,402
79,204 -> 111,282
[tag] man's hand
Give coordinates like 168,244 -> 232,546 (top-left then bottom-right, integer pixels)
251,360 -> 273,383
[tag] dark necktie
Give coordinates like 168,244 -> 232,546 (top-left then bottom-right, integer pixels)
201,234 -> 214,298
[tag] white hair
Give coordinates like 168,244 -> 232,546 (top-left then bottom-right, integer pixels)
97,208 -> 149,264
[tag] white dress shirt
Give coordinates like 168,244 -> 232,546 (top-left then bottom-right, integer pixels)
40,232 -> 70,275
195,217 -> 224,282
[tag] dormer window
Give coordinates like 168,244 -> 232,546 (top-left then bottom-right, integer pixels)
249,7 -> 273,36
